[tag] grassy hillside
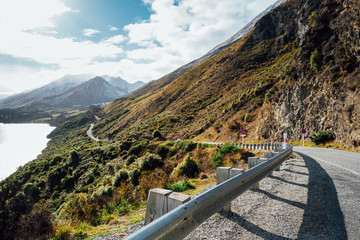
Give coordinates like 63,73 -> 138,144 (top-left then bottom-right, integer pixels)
94,0 -> 359,145
0,0 -> 359,239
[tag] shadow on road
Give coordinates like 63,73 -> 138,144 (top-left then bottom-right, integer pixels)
295,152 -> 347,239
269,175 -> 308,188
221,212 -> 291,240
254,189 -> 306,209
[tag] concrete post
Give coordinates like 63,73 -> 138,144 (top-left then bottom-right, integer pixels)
145,188 -> 173,225
248,157 -> 267,189
217,167 -> 243,213
168,192 -> 191,211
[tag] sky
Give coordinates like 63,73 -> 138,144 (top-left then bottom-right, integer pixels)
0,0 -> 277,97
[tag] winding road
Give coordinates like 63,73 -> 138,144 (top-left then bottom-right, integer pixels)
87,115 -> 100,141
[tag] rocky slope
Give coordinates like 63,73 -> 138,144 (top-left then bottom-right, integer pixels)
95,0 -> 359,146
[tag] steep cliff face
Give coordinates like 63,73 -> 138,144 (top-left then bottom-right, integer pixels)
253,0 -> 360,145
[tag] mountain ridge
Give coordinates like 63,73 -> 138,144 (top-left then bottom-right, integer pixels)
0,75 -> 145,110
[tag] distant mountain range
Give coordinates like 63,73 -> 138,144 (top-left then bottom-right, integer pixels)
0,75 -> 145,109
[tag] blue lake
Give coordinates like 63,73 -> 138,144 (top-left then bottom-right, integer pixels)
0,123 -> 55,180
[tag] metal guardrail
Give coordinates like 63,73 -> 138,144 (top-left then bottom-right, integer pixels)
126,144 -> 293,240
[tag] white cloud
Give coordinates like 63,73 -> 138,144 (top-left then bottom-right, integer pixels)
108,25 -> 119,31
83,28 -> 101,37
104,35 -> 127,45
0,0 -> 72,31
123,0 -> 277,81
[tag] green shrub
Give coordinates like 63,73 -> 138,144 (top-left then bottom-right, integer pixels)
91,185 -> 113,200
47,168 -> 67,190
211,152 -> 224,167
164,141 -> 175,146
129,144 -> 143,156
218,144 -> 241,155
308,11 -> 318,25
120,139 -> 133,151
130,169 -> 141,186
69,151 -> 80,167
243,113 -> 249,122
176,141 -> 196,152
23,182 -> 40,202
61,175 -> 75,190
166,180 -> 195,192
156,144 -> 169,159
310,50 -> 321,71
125,155 -> 136,165
179,154 -> 199,178
113,170 -> 129,186
309,131 -> 335,145
50,156 -> 63,166
152,129 -> 162,139
167,146 -> 178,158
51,222 -> 71,240
140,153 -> 164,171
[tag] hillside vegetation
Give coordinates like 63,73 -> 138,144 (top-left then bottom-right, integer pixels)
1,0 -> 359,239
95,0 -> 359,146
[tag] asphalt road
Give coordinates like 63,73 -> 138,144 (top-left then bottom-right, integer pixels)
87,123 -> 99,141
294,147 -> 360,240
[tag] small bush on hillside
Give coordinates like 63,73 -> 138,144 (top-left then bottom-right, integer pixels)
310,50 -> 321,71
140,153 -> 164,171
69,151 -> 80,167
308,11 -> 318,25
310,131 -> 335,145
125,155 -> 136,165
50,156 -> 63,166
164,141 -> 175,146
130,169 -> 141,186
166,180 -> 195,192
152,129 -> 162,140
243,113 -> 250,122
211,152 -> 224,167
113,170 -> 129,187
47,168 -> 67,191
91,185 -> 113,202
218,144 -> 241,155
179,155 -> 199,178
129,144 -> 143,156
211,144 -> 241,167
120,139 -> 133,151
61,174 -> 75,191
177,141 -> 196,152
156,144 -> 169,159
167,146 -> 178,158
138,170 -> 168,200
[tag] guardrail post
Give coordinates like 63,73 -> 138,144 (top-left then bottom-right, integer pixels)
217,167 -> 244,213
168,192 -> 191,212
145,188 -> 173,225
248,157 -> 267,189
